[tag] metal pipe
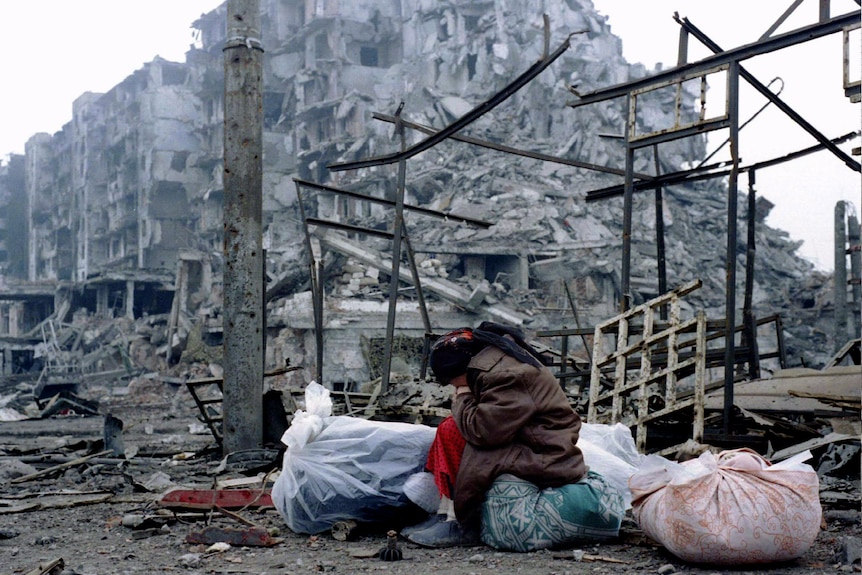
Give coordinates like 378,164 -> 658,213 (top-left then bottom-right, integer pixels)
569,12 -> 859,108
563,280 -> 592,365
402,232 -> 432,341
743,170 -> 760,380
371,113 -> 656,181
586,132 -> 859,201
295,185 -> 324,384
697,77 -> 784,169
848,212 -> 861,337
653,145 -> 667,320
381,105 -> 408,393
621,94 -> 635,312
293,178 -> 492,228
835,201 -> 848,351
723,62 -> 740,436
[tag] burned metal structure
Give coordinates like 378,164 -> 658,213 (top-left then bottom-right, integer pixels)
293,1 -> 860,447
570,6 -> 860,432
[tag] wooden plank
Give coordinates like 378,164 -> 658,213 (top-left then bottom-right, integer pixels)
770,432 -> 859,461
10,450 -> 112,484
704,367 -> 860,413
0,493 -> 113,513
0,502 -> 41,514
24,558 -> 64,575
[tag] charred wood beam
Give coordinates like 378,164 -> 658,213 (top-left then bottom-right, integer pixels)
676,15 -> 860,172
371,113 -> 656,180
294,178 -> 491,228
305,218 -> 394,239
294,182 -> 324,382
585,131 -> 859,201
538,313 -> 784,338
327,36 -> 575,172
567,11 -> 860,107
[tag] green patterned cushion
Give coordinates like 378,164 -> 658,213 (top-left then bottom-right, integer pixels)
480,471 -> 625,552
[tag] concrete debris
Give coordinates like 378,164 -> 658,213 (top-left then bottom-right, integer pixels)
834,535 -> 862,567
177,553 -> 202,568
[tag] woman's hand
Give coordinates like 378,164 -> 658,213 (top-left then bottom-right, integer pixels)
450,374 -> 471,399
450,374 -> 468,388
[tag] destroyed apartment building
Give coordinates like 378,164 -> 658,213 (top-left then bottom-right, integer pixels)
0,0 -> 859,404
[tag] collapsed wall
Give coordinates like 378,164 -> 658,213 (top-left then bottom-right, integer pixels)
0,0 -> 844,387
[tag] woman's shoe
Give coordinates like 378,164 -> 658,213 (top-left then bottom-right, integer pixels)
405,518 -> 480,548
400,513 -> 446,538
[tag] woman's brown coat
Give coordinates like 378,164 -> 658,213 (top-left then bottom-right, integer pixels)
450,345 -> 587,521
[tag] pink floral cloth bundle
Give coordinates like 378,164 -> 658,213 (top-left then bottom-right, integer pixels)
629,448 -> 821,564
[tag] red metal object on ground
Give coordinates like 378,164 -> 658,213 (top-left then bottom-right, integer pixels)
185,525 -> 280,547
157,488 -> 274,510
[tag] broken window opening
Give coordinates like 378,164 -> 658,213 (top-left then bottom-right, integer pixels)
161,64 -> 188,86
315,33 -> 333,60
364,334 -> 425,381
151,181 -> 189,219
360,46 -> 379,67
439,20 -> 449,40
170,151 -> 190,172
485,254 -> 525,290
316,160 -> 329,184
467,53 -> 478,80
10,349 -> 38,374
109,237 -> 123,261
264,92 -> 286,128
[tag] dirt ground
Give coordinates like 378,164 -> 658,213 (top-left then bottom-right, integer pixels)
1,395 -> 859,575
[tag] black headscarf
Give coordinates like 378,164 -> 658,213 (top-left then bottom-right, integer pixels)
429,321 -> 547,383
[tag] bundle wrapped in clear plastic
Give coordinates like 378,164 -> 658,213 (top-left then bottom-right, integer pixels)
272,382 -> 436,534
578,422 -> 645,509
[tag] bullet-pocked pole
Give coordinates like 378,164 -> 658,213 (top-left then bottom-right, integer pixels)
222,0 -> 264,455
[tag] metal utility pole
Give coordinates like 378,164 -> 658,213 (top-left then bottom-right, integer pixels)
222,0 -> 264,454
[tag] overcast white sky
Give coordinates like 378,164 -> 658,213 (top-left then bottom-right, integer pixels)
1,1 -> 858,270
0,1 -> 221,156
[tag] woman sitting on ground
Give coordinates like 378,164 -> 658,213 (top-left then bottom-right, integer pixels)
402,321 -> 590,548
